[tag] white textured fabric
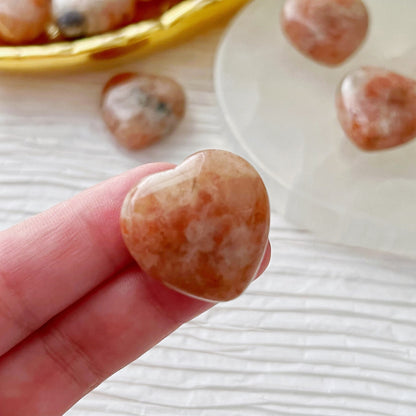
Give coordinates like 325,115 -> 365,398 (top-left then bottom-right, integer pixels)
0,25 -> 415,416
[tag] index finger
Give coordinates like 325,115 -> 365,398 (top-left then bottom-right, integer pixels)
0,163 -> 174,357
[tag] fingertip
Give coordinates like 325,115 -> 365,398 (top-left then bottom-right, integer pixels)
116,162 -> 176,193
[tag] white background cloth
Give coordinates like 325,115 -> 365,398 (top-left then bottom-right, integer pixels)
0,23 -> 415,416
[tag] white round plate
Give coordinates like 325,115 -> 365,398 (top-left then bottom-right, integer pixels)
215,0 -> 416,258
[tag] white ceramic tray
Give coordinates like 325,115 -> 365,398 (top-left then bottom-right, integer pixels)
215,0 -> 416,258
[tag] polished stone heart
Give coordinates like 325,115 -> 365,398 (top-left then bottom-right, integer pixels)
337,67 -> 416,151
120,150 -> 270,302
101,72 -> 186,150
53,0 -> 134,38
281,0 -> 368,66
0,0 -> 50,44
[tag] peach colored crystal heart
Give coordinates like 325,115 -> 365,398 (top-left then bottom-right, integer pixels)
0,0 -> 50,44
101,72 -> 185,150
120,150 -> 270,302
336,67 -> 416,151
281,0 -> 369,66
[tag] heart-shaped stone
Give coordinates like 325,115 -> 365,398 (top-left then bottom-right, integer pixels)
336,67 -> 416,151
101,72 -> 186,150
0,0 -> 50,44
281,0 -> 369,66
53,0 -> 134,38
120,150 -> 270,302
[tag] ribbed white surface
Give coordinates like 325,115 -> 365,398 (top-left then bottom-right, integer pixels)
0,24 -> 415,416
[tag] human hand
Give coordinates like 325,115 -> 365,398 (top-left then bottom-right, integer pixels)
0,163 -> 271,416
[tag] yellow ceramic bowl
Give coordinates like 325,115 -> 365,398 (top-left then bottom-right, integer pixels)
0,0 -> 249,71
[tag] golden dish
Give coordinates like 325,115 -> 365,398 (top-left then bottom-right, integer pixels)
0,0 -> 250,71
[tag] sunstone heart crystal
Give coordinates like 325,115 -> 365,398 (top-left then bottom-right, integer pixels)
120,150 -> 270,302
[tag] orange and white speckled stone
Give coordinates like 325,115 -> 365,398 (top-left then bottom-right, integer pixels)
0,0 -> 50,44
101,72 -> 186,150
281,0 -> 368,66
53,0 -> 134,38
337,67 -> 416,151
120,150 -> 270,302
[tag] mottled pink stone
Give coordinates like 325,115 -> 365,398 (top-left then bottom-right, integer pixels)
120,150 -> 270,302
336,67 -> 416,151
0,0 -> 50,44
281,0 -> 369,66
101,72 -> 186,150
